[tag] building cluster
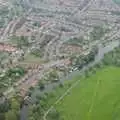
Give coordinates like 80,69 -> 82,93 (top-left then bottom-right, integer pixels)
1,0 -> 120,96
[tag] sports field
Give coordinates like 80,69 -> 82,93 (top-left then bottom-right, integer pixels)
56,66 -> 120,120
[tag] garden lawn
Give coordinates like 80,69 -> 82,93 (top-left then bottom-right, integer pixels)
21,53 -> 45,64
56,66 -> 120,120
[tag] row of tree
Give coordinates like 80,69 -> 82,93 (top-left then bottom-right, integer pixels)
70,46 -> 98,69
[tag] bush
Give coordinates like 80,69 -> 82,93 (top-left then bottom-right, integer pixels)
47,108 -> 61,120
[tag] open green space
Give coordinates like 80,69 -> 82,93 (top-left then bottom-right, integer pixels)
28,46 -> 120,120
23,54 -> 43,64
54,66 -> 120,120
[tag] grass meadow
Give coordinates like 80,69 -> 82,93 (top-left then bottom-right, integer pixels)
55,66 -> 120,120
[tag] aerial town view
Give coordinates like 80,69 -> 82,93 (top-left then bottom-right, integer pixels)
1,0 -> 120,120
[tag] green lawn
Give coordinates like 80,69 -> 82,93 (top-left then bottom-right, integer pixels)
20,53 -> 45,65
55,66 -> 120,120
23,54 -> 42,63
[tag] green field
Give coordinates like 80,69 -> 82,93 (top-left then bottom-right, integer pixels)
55,66 -> 120,120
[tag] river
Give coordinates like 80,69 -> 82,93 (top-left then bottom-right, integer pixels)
20,40 -> 120,120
